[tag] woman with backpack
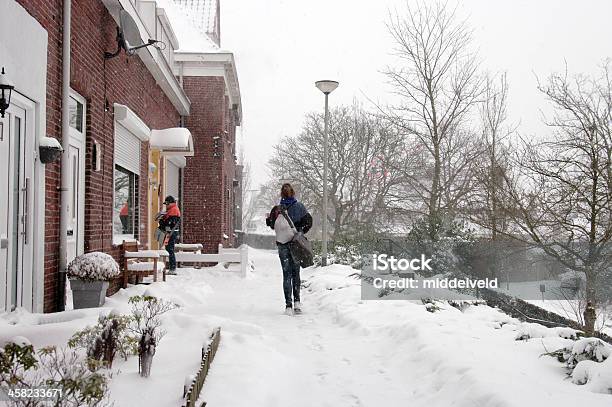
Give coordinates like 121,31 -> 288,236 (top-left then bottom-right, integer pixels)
266,183 -> 312,315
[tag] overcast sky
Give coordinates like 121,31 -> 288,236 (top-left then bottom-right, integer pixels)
220,0 -> 612,186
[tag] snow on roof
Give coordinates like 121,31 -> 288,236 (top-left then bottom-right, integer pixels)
156,0 -> 222,53
150,127 -> 194,156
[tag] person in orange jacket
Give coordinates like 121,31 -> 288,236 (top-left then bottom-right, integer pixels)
119,201 -> 129,233
158,195 -> 181,274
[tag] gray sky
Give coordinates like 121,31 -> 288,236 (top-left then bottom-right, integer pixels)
221,0 -> 612,185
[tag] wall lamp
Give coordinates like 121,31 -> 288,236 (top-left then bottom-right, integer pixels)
0,67 -> 15,118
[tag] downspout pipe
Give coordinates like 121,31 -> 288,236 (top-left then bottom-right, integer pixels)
179,61 -> 185,242
57,0 -> 72,312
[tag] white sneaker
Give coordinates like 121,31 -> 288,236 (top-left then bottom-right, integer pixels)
294,302 -> 302,314
284,306 -> 294,316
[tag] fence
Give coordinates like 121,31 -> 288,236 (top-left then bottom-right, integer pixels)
182,327 -> 222,407
175,244 -> 250,277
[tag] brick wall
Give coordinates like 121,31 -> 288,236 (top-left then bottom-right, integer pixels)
16,0 -> 181,311
182,76 -> 237,252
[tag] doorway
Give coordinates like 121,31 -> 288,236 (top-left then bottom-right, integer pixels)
66,93 -> 86,264
0,93 -> 35,312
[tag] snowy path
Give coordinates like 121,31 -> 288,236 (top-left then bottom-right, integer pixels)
198,250 -> 414,407
1,248 -> 611,406
194,249 -> 612,407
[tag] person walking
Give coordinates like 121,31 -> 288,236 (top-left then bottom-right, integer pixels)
158,195 -> 181,275
266,183 -> 312,315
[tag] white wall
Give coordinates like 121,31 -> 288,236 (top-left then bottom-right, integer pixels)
0,0 -> 49,312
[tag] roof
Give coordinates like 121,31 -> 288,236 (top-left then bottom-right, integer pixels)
156,0 -> 221,53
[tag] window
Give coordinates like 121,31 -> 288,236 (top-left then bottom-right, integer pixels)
113,111 -> 143,245
113,165 -> 139,243
68,97 -> 84,132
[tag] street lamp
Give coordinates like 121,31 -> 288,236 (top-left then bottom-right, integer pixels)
315,80 -> 339,267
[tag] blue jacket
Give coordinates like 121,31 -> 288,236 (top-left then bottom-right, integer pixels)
266,201 -> 312,233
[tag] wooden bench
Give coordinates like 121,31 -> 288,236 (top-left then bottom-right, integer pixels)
122,241 -> 166,288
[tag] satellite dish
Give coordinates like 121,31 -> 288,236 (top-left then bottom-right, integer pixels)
105,9 -> 161,59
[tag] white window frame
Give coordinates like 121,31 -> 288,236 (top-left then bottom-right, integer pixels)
112,104 -> 149,246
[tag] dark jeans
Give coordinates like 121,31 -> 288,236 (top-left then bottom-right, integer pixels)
166,232 -> 178,270
278,243 -> 300,307
120,215 -> 128,233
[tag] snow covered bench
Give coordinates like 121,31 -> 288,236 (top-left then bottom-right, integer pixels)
122,242 -> 166,287
175,244 -> 250,277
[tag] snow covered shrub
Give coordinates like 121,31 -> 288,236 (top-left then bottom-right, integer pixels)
128,294 -> 177,377
312,238 -> 363,267
545,338 -> 611,376
406,215 -> 475,278
515,323 -> 581,341
67,252 -> 120,282
0,340 -> 111,406
562,340 -> 612,392
565,338 -> 611,368
68,312 -> 138,370
421,298 -> 441,313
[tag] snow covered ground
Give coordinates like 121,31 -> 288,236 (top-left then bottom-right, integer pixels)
1,248 -> 611,406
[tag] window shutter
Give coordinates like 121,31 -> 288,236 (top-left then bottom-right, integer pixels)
114,122 -> 141,174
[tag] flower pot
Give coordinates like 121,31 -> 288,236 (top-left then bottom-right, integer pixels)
39,145 -> 63,164
70,279 -> 109,309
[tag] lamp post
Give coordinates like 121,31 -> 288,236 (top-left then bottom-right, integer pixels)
315,80 -> 339,267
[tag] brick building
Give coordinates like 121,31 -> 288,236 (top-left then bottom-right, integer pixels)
0,0 -> 241,313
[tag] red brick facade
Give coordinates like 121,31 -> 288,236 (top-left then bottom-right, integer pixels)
182,76 -> 238,252
16,0 -> 181,312
9,0 -> 241,313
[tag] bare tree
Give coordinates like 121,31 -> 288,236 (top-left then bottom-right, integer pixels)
238,155 -> 258,232
383,1 -> 484,235
469,72 -> 515,238
268,104 -> 405,240
499,62 -> 612,333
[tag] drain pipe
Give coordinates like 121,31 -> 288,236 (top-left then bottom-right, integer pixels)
179,61 -> 185,242
57,0 -> 72,312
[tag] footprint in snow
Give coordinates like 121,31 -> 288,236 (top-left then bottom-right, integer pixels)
344,394 -> 364,407
310,342 -> 323,351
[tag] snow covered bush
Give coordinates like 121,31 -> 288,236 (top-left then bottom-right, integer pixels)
422,298 -> 441,313
128,294 -> 177,377
0,339 -> 111,406
406,215 -> 475,278
67,252 -> 120,282
566,340 -> 612,393
68,311 -> 138,370
573,357 -> 612,393
515,323 -> 581,341
312,238 -> 363,267
564,338 -> 611,368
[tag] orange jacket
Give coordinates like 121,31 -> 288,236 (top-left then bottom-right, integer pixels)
163,202 -> 181,219
120,203 -> 129,216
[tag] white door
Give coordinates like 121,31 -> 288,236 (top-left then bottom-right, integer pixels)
0,114 -> 9,310
66,93 -> 86,264
0,94 -> 35,312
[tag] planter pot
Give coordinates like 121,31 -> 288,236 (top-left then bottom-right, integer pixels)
70,279 -> 109,309
39,145 -> 63,164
